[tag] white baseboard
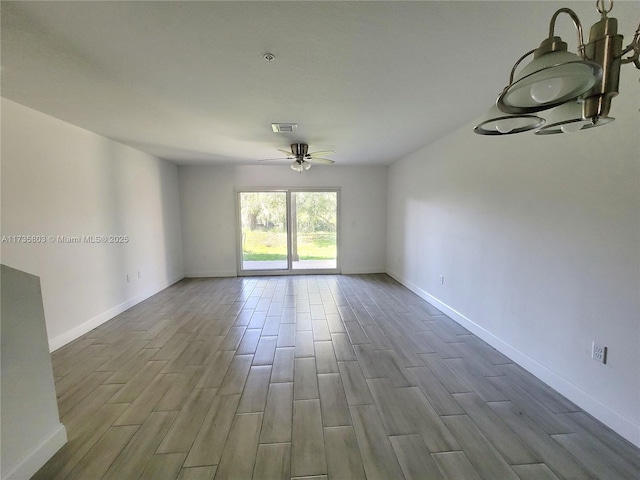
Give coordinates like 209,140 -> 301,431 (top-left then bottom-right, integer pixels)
48,273 -> 184,352
184,270 -> 237,278
2,423 -> 67,480
386,269 -> 640,449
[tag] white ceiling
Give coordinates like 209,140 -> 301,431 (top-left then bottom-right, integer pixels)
2,1 -> 638,165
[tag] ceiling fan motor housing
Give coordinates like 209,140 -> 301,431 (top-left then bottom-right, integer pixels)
291,143 -> 309,157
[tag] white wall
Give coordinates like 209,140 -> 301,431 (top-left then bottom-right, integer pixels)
1,266 -> 67,480
1,99 -> 184,350
179,165 -> 387,277
387,66 -> 640,446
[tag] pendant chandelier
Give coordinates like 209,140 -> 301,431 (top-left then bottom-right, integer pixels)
474,0 -> 640,136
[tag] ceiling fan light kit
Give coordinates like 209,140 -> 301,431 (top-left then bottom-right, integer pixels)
260,143 -> 336,174
474,0 -> 640,136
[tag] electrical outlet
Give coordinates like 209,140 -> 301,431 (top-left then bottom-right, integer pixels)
126,274 -> 131,283
440,275 -> 445,285
592,342 -> 607,364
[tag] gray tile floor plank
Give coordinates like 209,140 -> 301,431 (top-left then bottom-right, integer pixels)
323,426 -> 366,480
184,394 -> 241,467
344,321 -> 370,345
432,451 -> 483,480
419,352 -> 472,394
276,323 -> 296,347
115,372 -> 178,425
103,346 -> 159,383
407,365 -> 465,416
293,357 -> 319,400
312,319 -> 331,341
107,360 -> 167,403
253,336 -> 278,365
215,413 -> 263,480
349,404 -> 405,480
263,315 -> 282,335
195,350 -> 235,389
337,361 -> 374,405
177,466 -> 217,480
314,340 -> 339,374
56,370 -> 114,418
552,432 -> 639,480
156,387 -> 218,454
295,330 -> 315,357
260,383 -> 293,444
65,425 -> 138,480
441,415 -> 520,480
330,332 -> 357,361
488,375 -> 574,435
489,399 -> 596,479
271,347 -> 295,383
444,357 -> 507,401
219,354 -> 254,395
498,363 -> 580,413
32,402 -> 129,480
138,453 -> 187,480
157,365 -> 206,411
326,313 -> 346,333
219,326 -> 247,351
238,365 -> 272,413
512,463 -> 562,480
103,411 -> 178,480
291,399 -> 327,477
252,443 -> 291,480
453,391 -> 539,464
368,378 -> 458,452
557,411 -> 640,470
237,328 -> 262,354
389,434 -> 444,480
318,373 -> 351,426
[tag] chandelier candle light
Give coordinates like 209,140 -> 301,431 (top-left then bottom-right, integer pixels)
474,0 -> 640,136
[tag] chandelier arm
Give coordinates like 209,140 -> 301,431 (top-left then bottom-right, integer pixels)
548,8 -> 587,55
617,22 -> 640,67
508,49 -> 536,84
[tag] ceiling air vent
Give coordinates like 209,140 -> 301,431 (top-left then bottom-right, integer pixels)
271,123 -> 297,133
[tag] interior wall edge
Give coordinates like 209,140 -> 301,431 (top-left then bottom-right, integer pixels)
386,269 -> 640,449
1,424 -> 67,480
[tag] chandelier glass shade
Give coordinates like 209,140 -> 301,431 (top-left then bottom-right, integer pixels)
473,105 -> 545,136
535,100 -> 614,135
497,50 -> 602,114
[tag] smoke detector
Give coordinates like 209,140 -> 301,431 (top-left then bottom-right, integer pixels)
271,123 -> 297,133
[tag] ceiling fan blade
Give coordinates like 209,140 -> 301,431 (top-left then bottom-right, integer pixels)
307,150 -> 335,157
277,149 -> 294,156
306,157 -> 335,165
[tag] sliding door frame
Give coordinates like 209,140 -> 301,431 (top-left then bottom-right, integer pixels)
236,187 -> 341,276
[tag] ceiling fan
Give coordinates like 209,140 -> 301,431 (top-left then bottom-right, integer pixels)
261,143 -> 335,173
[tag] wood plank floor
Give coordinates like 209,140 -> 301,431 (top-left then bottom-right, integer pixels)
34,274 -> 640,480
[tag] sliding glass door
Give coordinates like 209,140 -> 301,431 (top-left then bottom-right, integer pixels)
237,189 -> 339,274
291,191 -> 337,270
239,191 -> 288,271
